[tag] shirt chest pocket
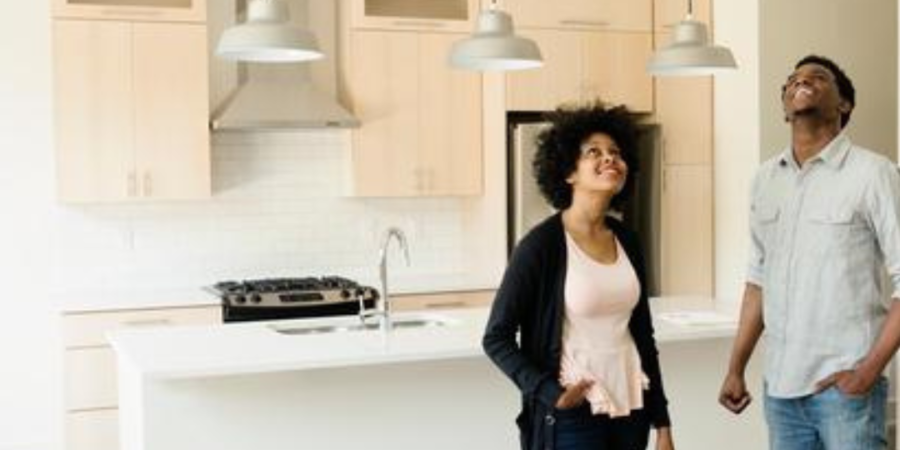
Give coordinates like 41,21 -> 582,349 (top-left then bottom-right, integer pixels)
803,208 -> 861,250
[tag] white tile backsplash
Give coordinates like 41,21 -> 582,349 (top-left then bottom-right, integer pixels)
50,130 -> 498,301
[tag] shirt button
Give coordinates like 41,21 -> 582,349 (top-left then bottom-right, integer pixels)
544,414 -> 555,426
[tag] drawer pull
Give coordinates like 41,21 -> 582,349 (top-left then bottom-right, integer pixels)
101,8 -> 164,17
559,19 -> 609,28
426,301 -> 466,309
391,20 -> 447,28
121,319 -> 172,327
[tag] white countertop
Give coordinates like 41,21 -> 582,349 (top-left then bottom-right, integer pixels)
56,287 -> 219,313
108,299 -> 738,381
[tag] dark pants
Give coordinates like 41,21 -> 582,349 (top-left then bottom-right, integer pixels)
553,404 -> 651,450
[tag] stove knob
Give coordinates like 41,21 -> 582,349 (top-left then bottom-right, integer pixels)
340,289 -> 351,299
250,294 -> 262,303
233,294 -> 247,304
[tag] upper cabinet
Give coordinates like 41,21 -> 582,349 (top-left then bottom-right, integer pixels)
654,0 -> 710,31
503,0 -> 654,112
343,30 -> 483,197
52,0 -> 207,22
54,19 -> 210,202
506,29 -> 653,112
506,0 -> 652,32
348,0 -> 480,32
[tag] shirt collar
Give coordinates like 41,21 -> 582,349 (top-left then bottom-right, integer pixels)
777,132 -> 852,170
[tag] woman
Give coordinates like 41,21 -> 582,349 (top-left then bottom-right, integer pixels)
483,103 -> 674,450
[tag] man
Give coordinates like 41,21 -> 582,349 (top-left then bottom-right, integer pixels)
718,54 -> 900,450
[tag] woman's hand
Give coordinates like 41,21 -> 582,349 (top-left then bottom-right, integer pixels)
555,379 -> 592,409
656,426 -> 674,450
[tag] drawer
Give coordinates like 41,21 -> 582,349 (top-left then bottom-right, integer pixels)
66,409 -> 119,450
394,290 -> 492,311
65,347 -> 117,411
62,305 -> 221,348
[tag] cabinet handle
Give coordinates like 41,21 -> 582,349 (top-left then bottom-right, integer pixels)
121,319 -> 172,328
101,8 -> 164,17
391,20 -> 447,28
559,19 -> 609,29
142,172 -> 152,197
425,301 -> 467,309
127,172 -> 138,198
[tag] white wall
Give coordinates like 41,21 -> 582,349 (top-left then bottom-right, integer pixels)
759,0 -> 897,161
0,1 -> 60,449
0,3 -> 507,450
713,2 -> 760,306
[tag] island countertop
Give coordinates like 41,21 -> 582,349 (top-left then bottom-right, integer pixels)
108,297 -> 738,380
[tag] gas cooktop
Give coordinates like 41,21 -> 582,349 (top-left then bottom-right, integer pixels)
210,276 -> 379,322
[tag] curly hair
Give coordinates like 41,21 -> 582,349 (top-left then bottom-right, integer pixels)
532,101 -> 640,211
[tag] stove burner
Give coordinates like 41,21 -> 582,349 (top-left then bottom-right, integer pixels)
210,276 -> 379,322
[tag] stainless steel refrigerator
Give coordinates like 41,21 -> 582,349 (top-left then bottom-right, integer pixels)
507,114 -> 662,296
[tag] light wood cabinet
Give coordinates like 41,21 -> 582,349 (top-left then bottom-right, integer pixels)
62,305 -> 220,450
345,30 -> 483,196
655,71 -> 713,164
506,29 -> 653,112
660,165 -> 713,296
347,0 -> 479,32
53,19 -> 210,203
393,290 -> 493,311
505,0 -> 652,32
53,0 -> 206,22
66,410 -> 119,450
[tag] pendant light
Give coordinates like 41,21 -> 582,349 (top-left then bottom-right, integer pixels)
449,0 -> 543,71
217,0 -> 323,63
646,0 -> 736,76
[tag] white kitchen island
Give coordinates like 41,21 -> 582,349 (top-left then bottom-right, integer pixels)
108,299 -> 766,450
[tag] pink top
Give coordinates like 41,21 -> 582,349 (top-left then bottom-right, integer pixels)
559,232 -> 648,417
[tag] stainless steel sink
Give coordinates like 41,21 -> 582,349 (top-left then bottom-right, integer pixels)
269,315 -> 454,336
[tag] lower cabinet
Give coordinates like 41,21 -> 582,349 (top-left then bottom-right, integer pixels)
61,304 -> 221,450
66,410 -> 119,450
393,290 -> 493,311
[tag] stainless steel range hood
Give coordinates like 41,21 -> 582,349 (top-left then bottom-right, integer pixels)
210,0 -> 358,131
210,67 -> 360,130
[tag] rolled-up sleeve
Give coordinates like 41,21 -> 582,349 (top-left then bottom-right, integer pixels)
746,171 -> 766,286
865,163 -> 900,300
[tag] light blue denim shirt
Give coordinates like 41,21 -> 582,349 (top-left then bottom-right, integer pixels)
748,133 -> 900,398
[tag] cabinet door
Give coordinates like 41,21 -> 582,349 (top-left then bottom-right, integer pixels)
348,31 -> 421,196
661,165 -> 713,295
506,30 -> 582,111
65,347 -> 118,410
348,0 -> 478,32
655,0 -> 710,31
54,20 -> 135,203
53,0 -> 206,23
655,69 -> 713,164
418,33 -> 483,195
582,32 -> 654,112
132,23 -> 210,200
66,409 -> 119,450
506,0 -> 651,32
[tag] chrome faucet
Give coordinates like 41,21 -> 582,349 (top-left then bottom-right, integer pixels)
375,227 -> 410,331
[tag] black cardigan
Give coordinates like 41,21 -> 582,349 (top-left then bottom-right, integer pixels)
483,213 -> 670,450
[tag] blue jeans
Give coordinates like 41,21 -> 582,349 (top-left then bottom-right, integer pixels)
552,403 -> 650,450
764,377 -> 888,450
